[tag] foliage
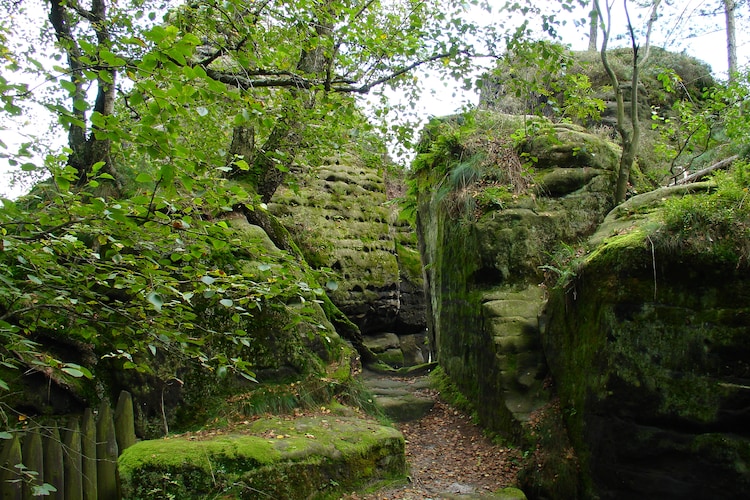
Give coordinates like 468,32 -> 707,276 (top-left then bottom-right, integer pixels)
652,69 -> 750,178
0,0 -> 508,399
660,160 -> 750,264
539,242 -> 582,292
1,0 -> 502,199
405,111 -> 533,222
481,40 -> 605,124
0,164 -> 345,390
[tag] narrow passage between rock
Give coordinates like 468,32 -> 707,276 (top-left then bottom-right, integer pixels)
343,371 -> 522,499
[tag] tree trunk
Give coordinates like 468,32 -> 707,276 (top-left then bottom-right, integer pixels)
724,0 -> 738,81
594,0 -> 660,204
48,0 -> 87,175
48,0 -> 121,193
588,5 -> 598,52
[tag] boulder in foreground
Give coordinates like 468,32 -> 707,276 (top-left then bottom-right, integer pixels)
119,414 -> 405,499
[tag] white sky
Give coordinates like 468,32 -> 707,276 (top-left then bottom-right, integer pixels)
1,0 -> 748,198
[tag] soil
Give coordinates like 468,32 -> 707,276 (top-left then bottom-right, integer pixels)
342,383 -> 522,499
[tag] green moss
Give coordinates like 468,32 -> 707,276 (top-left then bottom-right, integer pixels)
395,241 -> 423,286
493,486 -> 528,499
691,433 -> 750,472
429,367 -> 475,418
119,415 -> 406,499
376,348 -> 405,368
542,177 -> 750,495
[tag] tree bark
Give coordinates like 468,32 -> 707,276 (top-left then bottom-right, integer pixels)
47,0 -> 120,192
588,5 -> 598,52
724,0 -> 738,81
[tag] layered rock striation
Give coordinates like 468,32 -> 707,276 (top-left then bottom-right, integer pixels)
270,153 -> 427,367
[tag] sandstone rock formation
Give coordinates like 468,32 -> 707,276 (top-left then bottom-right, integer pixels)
269,153 -> 427,367
414,108 -> 750,498
544,184 -> 750,499
414,112 -> 619,438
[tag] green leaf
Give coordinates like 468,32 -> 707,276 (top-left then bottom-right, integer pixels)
159,163 -> 175,184
60,80 -> 77,94
62,363 -> 92,379
61,367 -> 85,378
0,431 -> 12,439
325,280 -> 339,291
201,275 -> 215,285
32,484 -> 57,496
27,274 -> 42,285
135,172 -> 153,183
219,298 -> 234,307
147,292 -> 163,311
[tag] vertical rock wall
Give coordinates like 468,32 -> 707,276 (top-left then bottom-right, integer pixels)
269,153 -> 427,367
414,113 -> 618,437
416,110 -> 750,498
543,186 -> 750,499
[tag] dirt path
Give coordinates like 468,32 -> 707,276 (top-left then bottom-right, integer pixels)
344,374 -> 522,499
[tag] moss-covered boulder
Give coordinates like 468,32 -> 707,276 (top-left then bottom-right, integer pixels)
119,413 -> 406,499
413,111 -> 618,439
543,183 -> 750,498
269,153 -> 426,357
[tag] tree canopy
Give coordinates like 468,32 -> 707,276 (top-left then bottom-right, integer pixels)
0,0 -> 748,404
0,0 -> 506,394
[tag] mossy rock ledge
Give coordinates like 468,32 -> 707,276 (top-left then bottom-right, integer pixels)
543,185 -> 750,499
119,414 -> 406,499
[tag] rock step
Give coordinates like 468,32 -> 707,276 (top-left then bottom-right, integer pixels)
360,370 -> 435,422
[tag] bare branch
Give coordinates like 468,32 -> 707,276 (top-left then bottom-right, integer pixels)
201,50 -> 466,94
675,155 -> 739,185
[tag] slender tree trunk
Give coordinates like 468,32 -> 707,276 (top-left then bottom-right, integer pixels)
724,0 -> 738,81
594,0 -> 661,204
588,5 -> 599,52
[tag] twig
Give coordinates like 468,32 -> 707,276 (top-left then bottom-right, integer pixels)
647,235 -> 656,300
